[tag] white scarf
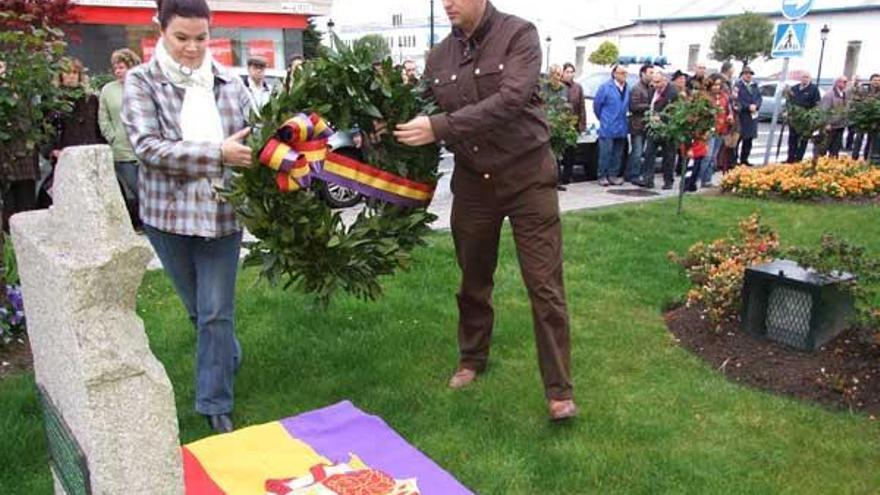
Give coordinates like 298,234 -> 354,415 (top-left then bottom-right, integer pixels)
154,38 -> 224,144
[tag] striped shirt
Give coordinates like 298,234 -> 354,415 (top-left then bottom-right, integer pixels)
122,58 -> 253,238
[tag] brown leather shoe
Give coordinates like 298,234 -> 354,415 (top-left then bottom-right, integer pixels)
548,399 -> 578,421
448,368 -> 478,389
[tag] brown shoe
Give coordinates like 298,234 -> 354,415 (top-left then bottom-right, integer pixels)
448,368 -> 478,389
548,399 -> 578,421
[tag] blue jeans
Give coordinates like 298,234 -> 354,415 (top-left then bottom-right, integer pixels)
625,133 -> 645,182
114,161 -> 138,201
598,137 -> 626,180
144,225 -> 243,415
703,137 -> 723,185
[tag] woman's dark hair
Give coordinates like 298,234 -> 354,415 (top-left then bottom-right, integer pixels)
156,0 -> 211,29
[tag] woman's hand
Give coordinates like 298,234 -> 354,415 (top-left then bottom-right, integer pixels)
221,127 -> 253,168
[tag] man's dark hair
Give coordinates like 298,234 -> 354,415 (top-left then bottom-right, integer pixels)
156,0 -> 211,30
639,63 -> 652,76
563,62 -> 575,72
720,61 -> 733,74
871,73 -> 880,80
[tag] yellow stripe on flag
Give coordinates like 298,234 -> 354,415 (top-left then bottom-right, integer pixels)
185,422 -> 328,495
269,144 -> 291,171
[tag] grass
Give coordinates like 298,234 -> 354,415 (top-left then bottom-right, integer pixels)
2,195 -> 879,494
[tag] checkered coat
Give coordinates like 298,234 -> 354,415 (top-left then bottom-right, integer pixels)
122,58 -> 253,238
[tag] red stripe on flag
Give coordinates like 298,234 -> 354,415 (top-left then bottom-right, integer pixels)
182,447 -> 226,495
327,152 -> 435,193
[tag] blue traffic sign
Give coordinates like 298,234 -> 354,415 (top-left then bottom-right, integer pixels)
772,22 -> 808,58
782,0 -> 814,20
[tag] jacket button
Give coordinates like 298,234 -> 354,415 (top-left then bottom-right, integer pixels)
434,78 -> 440,84
473,145 -> 479,152
475,68 -> 481,75
499,64 -> 504,70
483,173 -> 490,179
451,74 -> 457,81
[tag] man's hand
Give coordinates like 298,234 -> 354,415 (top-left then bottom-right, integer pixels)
394,116 -> 436,146
221,127 -> 253,168
749,104 -> 757,113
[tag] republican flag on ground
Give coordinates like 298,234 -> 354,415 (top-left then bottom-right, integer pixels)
182,401 -> 473,495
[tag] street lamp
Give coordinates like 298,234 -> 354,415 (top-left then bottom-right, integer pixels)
816,24 -> 830,88
545,36 -> 551,73
429,0 -> 435,48
658,24 -> 666,57
327,18 -> 335,50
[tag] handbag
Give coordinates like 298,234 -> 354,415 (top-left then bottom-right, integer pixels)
723,131 -> 740,148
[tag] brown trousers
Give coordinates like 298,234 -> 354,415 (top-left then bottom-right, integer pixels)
450,167 -> 573,400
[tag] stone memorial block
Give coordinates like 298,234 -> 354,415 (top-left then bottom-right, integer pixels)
10,145 -> 184,494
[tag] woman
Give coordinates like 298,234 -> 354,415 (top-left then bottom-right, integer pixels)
42,57 -> 105,205
703,75 -> 735,184
99,48 -> 143,230
122,0 -> 254,433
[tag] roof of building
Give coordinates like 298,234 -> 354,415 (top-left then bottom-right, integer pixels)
575,0 -> 880,39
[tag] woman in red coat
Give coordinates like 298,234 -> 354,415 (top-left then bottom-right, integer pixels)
704,75 -> 735,183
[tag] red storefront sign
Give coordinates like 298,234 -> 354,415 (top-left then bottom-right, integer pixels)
141,37 -> 157,62
209,39 -> 234,67
70,5 -> 308,28
247,40 -> 276,67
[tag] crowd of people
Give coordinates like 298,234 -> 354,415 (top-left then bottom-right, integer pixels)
548,60 -> 880,193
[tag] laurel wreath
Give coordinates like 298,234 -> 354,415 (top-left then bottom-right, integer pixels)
224,39 -> 441,304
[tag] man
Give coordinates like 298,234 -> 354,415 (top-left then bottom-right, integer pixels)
558,62 -> 586,189
821,76 -> 849,157
689,62 -> 707,92
402,59 -> 419,85
638,71 -> 678,189
850,74 -> 880,160
735,67 -> 761,166
394,0 -> 576,421
243,56 -> 272,110
289,54 -> 305,74
719,61 -> 735,94
98,48 -> 143,230
625,64 -> 654,183
786,73 -> 820,163
593,64 -> 630,186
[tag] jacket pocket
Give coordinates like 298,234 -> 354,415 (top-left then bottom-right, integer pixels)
474,59 -> 504,100
429,72 -> 458,111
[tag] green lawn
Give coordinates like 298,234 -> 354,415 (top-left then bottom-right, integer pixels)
2,195 -> 879,494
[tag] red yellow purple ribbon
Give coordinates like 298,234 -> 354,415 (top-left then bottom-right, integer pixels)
257,113 -> 434,207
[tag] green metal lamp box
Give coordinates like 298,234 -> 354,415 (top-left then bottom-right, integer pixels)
741,259 -> 854,351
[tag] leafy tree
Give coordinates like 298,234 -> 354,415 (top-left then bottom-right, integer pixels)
302,18 -> 323,60
588,41 -> 619,66
848,94 -> 880,164
710,12 -> 774,68
539,79 -> 578,160
353,34 -> 391,63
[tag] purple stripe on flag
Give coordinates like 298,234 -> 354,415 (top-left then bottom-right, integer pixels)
281,401 -> 473,495
312,169 -> 428,208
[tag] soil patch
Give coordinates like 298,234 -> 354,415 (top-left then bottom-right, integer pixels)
0,337 -> 33,379
666,305 -> 880,416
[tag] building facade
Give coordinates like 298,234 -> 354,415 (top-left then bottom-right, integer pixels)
574,0 -> 880,85
333,13 -> 451,68
68,0 -> 331,73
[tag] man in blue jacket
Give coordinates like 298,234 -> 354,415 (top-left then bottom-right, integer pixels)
735,67 -> 762,166
593,65 -> 631,186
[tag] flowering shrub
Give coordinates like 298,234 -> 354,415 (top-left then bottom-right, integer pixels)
669,214 -> 780,329
721,157 -> 880,200
0,284 -> 25,345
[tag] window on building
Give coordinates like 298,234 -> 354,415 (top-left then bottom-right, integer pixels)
392,14 -> 402,27
687,44 -> 700,71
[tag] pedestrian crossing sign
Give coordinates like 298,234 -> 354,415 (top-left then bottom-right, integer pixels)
772,22 -> 808,58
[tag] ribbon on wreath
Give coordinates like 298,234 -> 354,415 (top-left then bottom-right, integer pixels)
258,113 -> 434,207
